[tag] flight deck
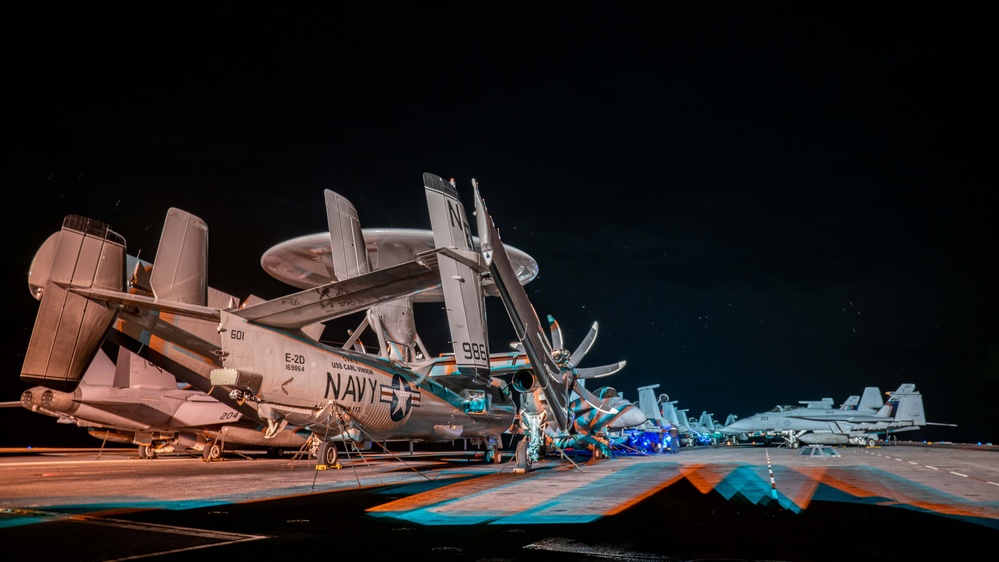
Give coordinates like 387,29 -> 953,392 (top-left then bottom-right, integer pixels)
2,443 -> 997,561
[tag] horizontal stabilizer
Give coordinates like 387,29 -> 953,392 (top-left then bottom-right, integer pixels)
73,287 -> 220,322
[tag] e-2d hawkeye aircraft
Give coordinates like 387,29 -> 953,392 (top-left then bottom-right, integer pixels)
258,188 -> 625,465
248,179 -> 625,465
20,173 -> 622,470
12,346 -> 307,460
719,384 -> 954,447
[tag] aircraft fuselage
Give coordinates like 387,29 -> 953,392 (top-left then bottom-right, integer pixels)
214,311 -> 516,443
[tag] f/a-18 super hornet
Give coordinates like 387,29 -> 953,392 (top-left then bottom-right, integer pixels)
719,384 -> 954,447
13,347 -> 307,460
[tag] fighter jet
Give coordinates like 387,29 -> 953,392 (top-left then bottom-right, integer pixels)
631,385 -> 697,450
719,384 -> 951,447
16,347 -> 307,459
19,173 -> 623,471
689,411 -> 720,435
544,383 -> 648,458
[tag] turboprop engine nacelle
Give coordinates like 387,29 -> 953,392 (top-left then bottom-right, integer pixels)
511,370 -> 540,393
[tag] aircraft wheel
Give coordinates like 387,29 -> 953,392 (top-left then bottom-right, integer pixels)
484,446 -> 502,464
515,439 -> 531,471
202,441 -> 223,461
592,446 -> 604,460
318,442 -> 338,466
867,438 -> 877,448
138,444 -> 156,459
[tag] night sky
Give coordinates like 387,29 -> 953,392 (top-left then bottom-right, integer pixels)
5,6 -> 995,447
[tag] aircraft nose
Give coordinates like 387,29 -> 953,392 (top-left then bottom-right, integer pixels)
620,407 -> 647,428
721,420 -> 750,433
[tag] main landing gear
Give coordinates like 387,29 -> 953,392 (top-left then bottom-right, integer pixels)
484,445 -> 502,464
316,441 -> 340,468
202,440 -> 223,461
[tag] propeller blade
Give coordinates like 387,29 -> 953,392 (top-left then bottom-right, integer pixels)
547,315 -> 563,351
573,381 -> 619,415
573,360 -> 627,379
569,321 -> 599,367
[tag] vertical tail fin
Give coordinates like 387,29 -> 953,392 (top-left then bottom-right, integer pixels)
424,173 -> 490,379
114,349 -> 179,391
80,348 -> 118,387
324,189 -> 423,361
663,401 -> 682,427
877,383 -> 915,418
699,411 -> 716,431
324,189 -> 370,281
22,216 -> 126,390
839,395 -> 860,410
636,384 -> 663,422
149,208 -> 208,305
677,408 -> 691,430
857,387 -> 884,412
892,390 -> 926,426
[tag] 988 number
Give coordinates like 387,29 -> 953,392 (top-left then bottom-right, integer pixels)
462,341 -> 487,360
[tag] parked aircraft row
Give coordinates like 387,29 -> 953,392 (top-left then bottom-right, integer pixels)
15,173 -> 632,470
631,385 -> 734,447
576,381 -> 955,453
718,384 -> 956,448
10,174 -> 957,463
